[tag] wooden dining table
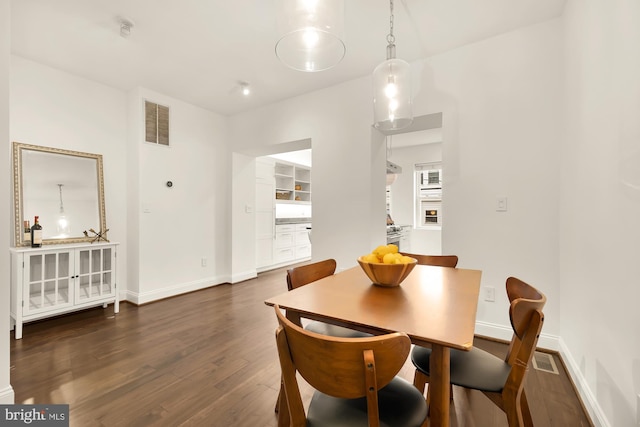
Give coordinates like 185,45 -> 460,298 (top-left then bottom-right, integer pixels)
265,263 -> 482,427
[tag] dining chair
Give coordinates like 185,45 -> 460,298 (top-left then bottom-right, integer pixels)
286,259 -> 372,338
273,305 -> 429,427
399,252 -> 459,268
276,259 -> 374,414
411,276 -> 546,427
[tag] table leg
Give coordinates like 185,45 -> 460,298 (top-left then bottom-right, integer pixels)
428,344 -> 451,427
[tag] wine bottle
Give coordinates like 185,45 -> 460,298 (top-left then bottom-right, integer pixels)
23,220 -> 31,242
31,216 -> 43,248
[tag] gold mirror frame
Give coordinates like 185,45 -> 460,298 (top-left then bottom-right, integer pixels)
12,142 -> 107,246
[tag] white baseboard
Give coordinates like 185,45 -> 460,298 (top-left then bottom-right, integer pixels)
475,321 -> 606,426
231,269 -> 257,284
558,338 -> 609,427
124,276 -> 229,305
0,385 -> 15,404
474,320 -> 560,351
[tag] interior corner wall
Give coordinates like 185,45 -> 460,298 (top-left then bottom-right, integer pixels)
560,1 -> 640,426
0,0 -> 15,404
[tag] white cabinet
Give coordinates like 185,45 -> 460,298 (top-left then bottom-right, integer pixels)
274,224 -> 296,264
399,226 -> 412,253
294,224 -> 311,259
273,223 -> 311,266
10,242 -> 119,339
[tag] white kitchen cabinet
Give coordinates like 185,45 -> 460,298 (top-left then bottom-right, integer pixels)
400,225 -> 412,253
294,224 -> 311,258
10,242 -> 119,339
272,223 -> 311,266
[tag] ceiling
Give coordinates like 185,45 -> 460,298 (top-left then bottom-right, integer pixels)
10,0 -> 566,116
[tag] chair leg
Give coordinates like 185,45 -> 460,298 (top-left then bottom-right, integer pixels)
520,390 -> 534,427
413,369 -> 428,394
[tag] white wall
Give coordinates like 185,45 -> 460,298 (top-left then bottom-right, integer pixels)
10,55 -> 129,301
0,0 -> 15,404
561,1 -> 640,425
426,20 -> 563,345
129,88 -> 231,303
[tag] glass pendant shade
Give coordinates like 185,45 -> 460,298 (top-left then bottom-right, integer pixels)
275,0 -> 346,72
373,57 -> 413,131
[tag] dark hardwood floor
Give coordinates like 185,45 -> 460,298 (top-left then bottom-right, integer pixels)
10,266 -> 593,426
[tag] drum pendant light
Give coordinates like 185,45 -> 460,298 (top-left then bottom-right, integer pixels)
275,0 -> 346,72
373,0 -> 413,131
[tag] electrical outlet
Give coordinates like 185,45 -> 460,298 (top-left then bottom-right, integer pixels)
484,287 -> 495,302
201,257 -> 207,267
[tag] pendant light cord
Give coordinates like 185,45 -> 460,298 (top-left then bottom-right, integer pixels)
387,0 -> 395,45
58,184 -> 65,214
385,0 -> 397,60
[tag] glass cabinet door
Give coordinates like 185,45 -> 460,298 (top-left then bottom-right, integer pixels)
24,251 -> 73,315
75,247 -> 115,304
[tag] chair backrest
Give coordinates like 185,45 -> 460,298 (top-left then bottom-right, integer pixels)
286,258 -> 337,291
503,277 -> 546,400
400,253 -> 459,268
273,305 -> 411,426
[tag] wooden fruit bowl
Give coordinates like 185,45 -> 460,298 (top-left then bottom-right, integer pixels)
357,256 -> 417,287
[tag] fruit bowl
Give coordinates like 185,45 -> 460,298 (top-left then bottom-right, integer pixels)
357,256 -> 417,287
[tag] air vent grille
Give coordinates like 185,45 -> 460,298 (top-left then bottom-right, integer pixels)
145,100 -> 169,146
532,351 -> 559,375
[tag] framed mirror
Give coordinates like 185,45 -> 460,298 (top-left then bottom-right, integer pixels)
12,142 -> 107,246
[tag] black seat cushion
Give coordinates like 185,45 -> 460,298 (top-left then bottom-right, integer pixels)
306,376 -> 428,427
411,345 -> 511,393
305,321 -> 373,338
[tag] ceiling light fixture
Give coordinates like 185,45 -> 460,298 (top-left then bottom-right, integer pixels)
239,81 -> 251,96
373,0 -> 412,131
275,0 -> 346,72
118,17 -> 134,38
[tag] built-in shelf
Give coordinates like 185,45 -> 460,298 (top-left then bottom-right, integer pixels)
275,161 -> 311,203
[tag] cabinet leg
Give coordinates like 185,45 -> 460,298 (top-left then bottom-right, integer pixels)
15,322 -> 23,340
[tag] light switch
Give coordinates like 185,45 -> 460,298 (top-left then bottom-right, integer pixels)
245,204 -> 253,213
496,197 -> 508,212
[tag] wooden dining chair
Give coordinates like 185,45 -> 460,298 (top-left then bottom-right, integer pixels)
276,259 -> 374,414
273,305 -> 429,427
411,276 -> 546,427
286,259 -> 372,338
400,252 -> 459,268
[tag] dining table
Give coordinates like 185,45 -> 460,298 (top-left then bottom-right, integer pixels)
264,263 -> 482,427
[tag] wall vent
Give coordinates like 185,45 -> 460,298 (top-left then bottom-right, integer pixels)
145,100 -> 170,146
532,351 -> 559,375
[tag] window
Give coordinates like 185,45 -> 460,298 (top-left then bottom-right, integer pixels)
415,162 -> 442,228
145,100 -> 170,146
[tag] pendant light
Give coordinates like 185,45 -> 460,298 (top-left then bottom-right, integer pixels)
373,0 -> 412,131
57,184 -> 70,237
275,0 -> 346,72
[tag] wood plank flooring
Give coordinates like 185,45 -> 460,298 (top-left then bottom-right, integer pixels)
10,266 -> 593,426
